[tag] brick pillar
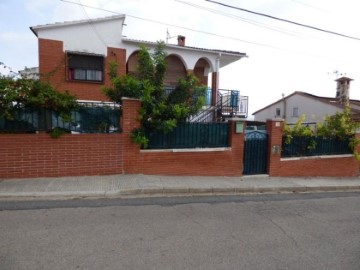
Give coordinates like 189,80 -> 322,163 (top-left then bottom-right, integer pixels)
266,119 -> 284,176
356,132 -> 360,172
38,38 -> 64,85
121,98 -> 141,173
211,72 -> 218,107
228,120 -> 246,176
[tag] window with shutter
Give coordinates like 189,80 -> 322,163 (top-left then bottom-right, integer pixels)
67,53 -> 104,82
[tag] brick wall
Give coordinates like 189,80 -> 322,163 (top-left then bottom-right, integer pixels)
0,133 -> 123,178
266,119 -> 359,177
121,99 -> 245,176
1,99 -> 358,179
38,39 -> 126,101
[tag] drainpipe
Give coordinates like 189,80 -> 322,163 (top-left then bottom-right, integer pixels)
214,54 -> 221,105
282,93 -> 286,120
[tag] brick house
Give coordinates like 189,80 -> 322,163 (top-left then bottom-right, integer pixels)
30,14 -> 247,112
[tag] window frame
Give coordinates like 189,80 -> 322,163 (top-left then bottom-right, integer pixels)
66,52 -> 104,83
275,108 -> 281,117
292,107 -> 299,117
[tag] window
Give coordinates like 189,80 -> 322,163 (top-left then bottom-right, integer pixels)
292,107 -> 299,117
276,108 -> 281,117
67,53 -> 104,82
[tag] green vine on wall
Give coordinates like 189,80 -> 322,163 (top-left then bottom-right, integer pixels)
0,75 -> 78,137
102,41 -> 206,148
283,107 -> 360,159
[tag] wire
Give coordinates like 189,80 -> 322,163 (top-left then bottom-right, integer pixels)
205,0 -> 360,41
76,0 -> 109,47
60,0 -> 282,49
176,0 -> 310,38
58,0 -> 356,63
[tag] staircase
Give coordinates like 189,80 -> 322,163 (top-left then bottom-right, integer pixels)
189,90 -> 248,122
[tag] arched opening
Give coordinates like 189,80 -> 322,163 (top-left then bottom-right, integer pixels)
193,58 -> 211,87
164,55 -> 187,87
126,51 -> 140,76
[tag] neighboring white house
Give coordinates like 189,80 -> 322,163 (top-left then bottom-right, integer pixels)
18,67 -> 39,80
252,77 -> 360,124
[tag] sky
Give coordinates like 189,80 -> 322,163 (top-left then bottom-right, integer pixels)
1,0 -> 360,116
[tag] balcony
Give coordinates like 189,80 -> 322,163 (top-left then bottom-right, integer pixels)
164,86 -> 248,122
217,89 -> 248,119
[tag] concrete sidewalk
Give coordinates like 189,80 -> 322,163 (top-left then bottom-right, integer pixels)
1,174 -> 360,201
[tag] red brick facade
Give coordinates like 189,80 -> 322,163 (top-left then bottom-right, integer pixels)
38,38 -> 126,101
1,99 -> 358,179
0,133 -> 123,178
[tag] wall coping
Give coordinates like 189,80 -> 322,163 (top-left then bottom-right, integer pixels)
280,154 -> 353,161
140,147 -> 231,153
122,97 -> 141,101
266,118 -> 285,122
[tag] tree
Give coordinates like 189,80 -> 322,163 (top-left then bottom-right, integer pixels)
282,107 -> 360,159
0,75 -> 78,137
102,41 -> 206,148
0,76 -> 77,121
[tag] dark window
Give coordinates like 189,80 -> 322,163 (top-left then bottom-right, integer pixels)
67,53 -> 104,82
276,108 -> 281,117
292,107 -> 299,117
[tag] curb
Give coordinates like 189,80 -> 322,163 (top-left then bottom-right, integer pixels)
1,185 -> 360,201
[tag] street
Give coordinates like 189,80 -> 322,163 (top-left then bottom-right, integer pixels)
1,192 -> 360,270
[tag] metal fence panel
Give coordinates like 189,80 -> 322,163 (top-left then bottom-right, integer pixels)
0,102 -> 121,134
282,136 -> 352,157
146,122 -> 229,149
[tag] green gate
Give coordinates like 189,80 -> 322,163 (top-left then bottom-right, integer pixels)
243,131 -> 268,175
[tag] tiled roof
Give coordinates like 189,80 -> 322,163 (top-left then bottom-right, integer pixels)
252,91 -> 360,115
30,15 -> 125,36
122,38 -> 246,57
30,15 -> 246,57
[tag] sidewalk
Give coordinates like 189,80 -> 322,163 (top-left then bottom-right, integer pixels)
1,174 -> 360,201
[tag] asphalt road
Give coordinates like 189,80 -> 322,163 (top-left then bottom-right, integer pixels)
1,192 -> 360,270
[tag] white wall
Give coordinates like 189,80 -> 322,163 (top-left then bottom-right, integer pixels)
254,93 -> 342,124
35,16 -> 125,56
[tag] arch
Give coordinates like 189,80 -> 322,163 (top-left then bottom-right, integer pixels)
126,50 -> 140,76
164,54 -> 187,86
193,58 -> 212,86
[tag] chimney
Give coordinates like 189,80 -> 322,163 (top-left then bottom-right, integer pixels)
177,35 -> 185,46
335,76 -> 353,106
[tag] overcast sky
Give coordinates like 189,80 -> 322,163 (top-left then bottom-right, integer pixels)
1,0 -> 360,115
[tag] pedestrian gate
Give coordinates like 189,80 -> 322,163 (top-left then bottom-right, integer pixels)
243,131 -> 268,175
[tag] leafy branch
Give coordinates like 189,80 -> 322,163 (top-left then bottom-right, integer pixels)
102,41 -> 206,148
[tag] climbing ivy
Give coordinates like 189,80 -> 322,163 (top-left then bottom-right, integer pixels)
102,41 -> 206,148
0,75 -> 78,135
283,107 -> 360,159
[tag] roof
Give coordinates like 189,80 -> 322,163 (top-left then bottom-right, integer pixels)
30,15 -> 126,36
252,91 -> 360,115
30,15 -> 246,58
122,38 -> 247,57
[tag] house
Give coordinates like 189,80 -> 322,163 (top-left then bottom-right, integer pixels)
30,15 -> 248,119
252,77 -> 360,124
18,67 -> 39,80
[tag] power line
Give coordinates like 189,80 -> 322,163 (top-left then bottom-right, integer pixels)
176,0 -> 310,39
60,0 -> 282,49
205,0 -> 360,41
77,0 -> 109,47
59,0 -> 356,63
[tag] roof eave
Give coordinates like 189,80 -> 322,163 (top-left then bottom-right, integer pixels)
30,14 -> 126,37
122,38 -> 247,57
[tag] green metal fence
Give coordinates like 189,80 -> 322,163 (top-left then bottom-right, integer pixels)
0,102 -> 121,134
145,122 -> 230,149
281,136 -> 352,157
